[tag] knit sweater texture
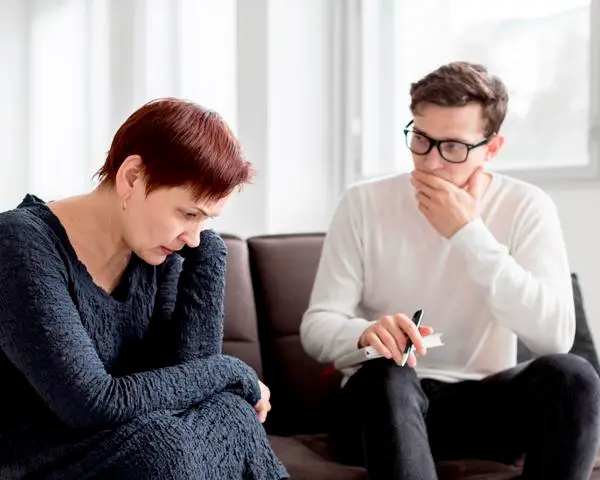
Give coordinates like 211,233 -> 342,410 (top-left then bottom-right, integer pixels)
0,195 -> 288,479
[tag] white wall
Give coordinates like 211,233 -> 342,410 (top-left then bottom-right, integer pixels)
266,0 -> 333,233
0,0 -> 29,209
546,188 -> 600,343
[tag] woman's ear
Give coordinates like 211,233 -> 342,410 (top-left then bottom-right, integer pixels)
115,155 -> 144,198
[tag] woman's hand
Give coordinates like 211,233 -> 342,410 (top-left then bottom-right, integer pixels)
254,380 -> 272,423
178,229 -> 227,260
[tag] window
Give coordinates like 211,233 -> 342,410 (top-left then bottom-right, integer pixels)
29,0 -> 105,200
178,0 -> 237,132
21,0 -> 237,204
144,0 -> 238,131
349,0 -> 600,183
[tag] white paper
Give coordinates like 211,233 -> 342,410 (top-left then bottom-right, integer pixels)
423,333 -> 444,348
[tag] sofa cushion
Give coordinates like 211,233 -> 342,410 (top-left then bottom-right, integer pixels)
270,433 -> 600,479
269,434 -> 527,480
268,435 -> 366,480
517,273 -> 600,374
221,234 -> 263,378
247,234 -> 341,435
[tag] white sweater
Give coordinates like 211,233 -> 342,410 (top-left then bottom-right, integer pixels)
300,172 -> 575,384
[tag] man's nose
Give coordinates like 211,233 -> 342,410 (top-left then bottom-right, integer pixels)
422,146 -> 445,170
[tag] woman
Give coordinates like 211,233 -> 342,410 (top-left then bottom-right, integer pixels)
0,98 -> 289,479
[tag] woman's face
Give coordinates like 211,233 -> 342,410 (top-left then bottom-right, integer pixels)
120,178 -> 227,265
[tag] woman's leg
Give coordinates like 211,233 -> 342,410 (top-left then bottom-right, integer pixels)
178,391 -> 289,480
43,393 -> 288,480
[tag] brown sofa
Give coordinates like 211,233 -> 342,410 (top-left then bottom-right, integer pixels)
220,232 -> 600,480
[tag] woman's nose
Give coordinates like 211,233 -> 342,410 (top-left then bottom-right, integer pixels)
180,224 -> 205,249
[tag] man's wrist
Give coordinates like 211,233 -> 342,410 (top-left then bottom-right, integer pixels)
448,217 -> 503,260
448,215 -> 477,240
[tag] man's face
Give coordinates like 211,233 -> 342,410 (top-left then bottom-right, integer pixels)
409,102 -> 502,188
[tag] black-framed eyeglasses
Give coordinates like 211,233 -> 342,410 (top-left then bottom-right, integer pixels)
403,120 -> 491,164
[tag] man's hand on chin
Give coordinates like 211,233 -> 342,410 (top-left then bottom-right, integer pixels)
410,168 -> 487,239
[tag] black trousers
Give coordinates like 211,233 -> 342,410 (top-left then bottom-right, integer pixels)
329,354 -> 600,480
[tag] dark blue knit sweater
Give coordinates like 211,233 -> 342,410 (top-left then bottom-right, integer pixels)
0,195 -> 287,479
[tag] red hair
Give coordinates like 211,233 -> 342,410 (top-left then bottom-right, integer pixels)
96,98 -> 254,201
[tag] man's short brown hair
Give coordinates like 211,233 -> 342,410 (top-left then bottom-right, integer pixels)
409,61 -> 509,137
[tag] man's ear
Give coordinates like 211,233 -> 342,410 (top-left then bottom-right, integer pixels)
485,134 -> 504,161
115,155 -> 144,198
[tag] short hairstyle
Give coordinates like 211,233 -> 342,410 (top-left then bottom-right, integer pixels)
96,98 -> 254,201
409,61 -> 509,137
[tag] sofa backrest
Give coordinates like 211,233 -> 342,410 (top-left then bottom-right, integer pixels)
221,234 -> 263,378
247,234 -> 342,436
517,273 -> 600,375
221,232 -> 600,437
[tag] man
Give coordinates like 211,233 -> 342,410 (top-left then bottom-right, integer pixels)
300,61 -> 600,480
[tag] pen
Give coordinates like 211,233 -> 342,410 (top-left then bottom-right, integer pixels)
400,309 -> 424,367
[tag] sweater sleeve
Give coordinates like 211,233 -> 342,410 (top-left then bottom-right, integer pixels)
300,189 -> 374,364
0,220 -> 260,430
448,191 -> 575,355
146,229 -> 226,365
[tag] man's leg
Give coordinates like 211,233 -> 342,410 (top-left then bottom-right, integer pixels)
424,353 -> 600,479
328,358 -> 437,480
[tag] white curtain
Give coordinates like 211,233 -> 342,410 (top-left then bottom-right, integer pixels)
0,0 -> 237,210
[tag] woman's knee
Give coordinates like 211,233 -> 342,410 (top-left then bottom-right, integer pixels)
203,391 -> 259,421
529,354 -> 600,406
127,413 -> 199,477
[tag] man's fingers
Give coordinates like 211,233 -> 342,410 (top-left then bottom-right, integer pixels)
394,314 -> 426,356
415,191 -> 433,206
364,317 -> 433,365
419,326 -> 434,336
377,327 -> 404,365
417,202 -> 430,214
412,170 -> 455,190
411,178 -> 437,199
365,331 -> 393,359
465,168 -> 486,200
407,352 -> 417,368
381,316 -> 409,363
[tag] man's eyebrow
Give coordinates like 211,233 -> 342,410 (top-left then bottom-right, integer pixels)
412,126 -> 432,137
412,126 -> 471,144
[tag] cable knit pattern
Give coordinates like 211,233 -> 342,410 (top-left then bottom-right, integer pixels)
0,195 -> 288,480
